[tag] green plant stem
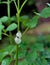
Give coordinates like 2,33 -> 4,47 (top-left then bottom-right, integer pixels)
2,33 -> 9,37
17,0 -> 20,31
16,44 -> 18,65
13,0 -> 18,12
0,1 -> 7,4
7,0 -> 14,45
22,27 -> 29,36
3,29 -> 7,33
19,0 -> 28,13
18,0 -> 20,10
16,13 -> 20,32
15,0 -> 28,65
7,0 -> 10,19
9,32 -> 13,44
34,12 -> 40,16
16,0 -> 20,65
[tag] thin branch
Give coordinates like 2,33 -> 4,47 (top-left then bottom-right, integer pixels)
19,0 -> 28,13
2,33 -> 9,37
13,0 -> 18,12
0,1 -> 7,4
22,27 -> 29,36
10,0 -> 12,4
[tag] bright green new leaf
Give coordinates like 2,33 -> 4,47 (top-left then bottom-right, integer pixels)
1,57 -> 11,65
40,7 -> 50,18
6,23 -> 17,31
26,15 -> 39,28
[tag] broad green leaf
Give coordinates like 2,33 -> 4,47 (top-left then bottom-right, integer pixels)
0,52 -> 8,62
0,16 -> 8,23
20,15 -> 29,20
32,62 -> 39,65
0,24 -> 4,40
0,16 -> 16,24
6,23 -> 17,31
26,50 -> 38,63
34,43 -> 44,51
10,16 -> 16,22
40,57 -> 48,65
31,51 -> 38,61
26,15 -> 39,28
0,45 -> 16,62
18,45 -> 26,59
35,57 -> 48,65
4,45 -> 16,54
0,21 -> 2,24
20,15 -> 30,27
40,7 -> 50,18
0,30 -> 2,40
0,24 -> 4,30
14,43 -> 27,60
1,57 -> 11,65
42,48 -> 50,58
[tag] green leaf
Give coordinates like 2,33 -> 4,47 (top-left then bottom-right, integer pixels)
0,30 -> 2,40
18,45 -> 26,59
42,48 -> 50,58
0,52 -> 8,62
20,15 -> 30,27
14,43 -> 27,60
10,16 -> 16,22
18,59 -> 28,65
6,23 -> 17,31
26,15 -> 39,28
20,15 -> 29,20
40,57 -> 48,65
0,45 -> 16,62
26,51 -> 38,62
35,57 -> 48,65
0,24 -> 4,30
40,7 -> 50,18
0,16 -> 8,23
1,57 -> 11,65
27,0 -> 35,5
0,24 -> 4,40
34,43 -> 44,51
4,45 -> 16,54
